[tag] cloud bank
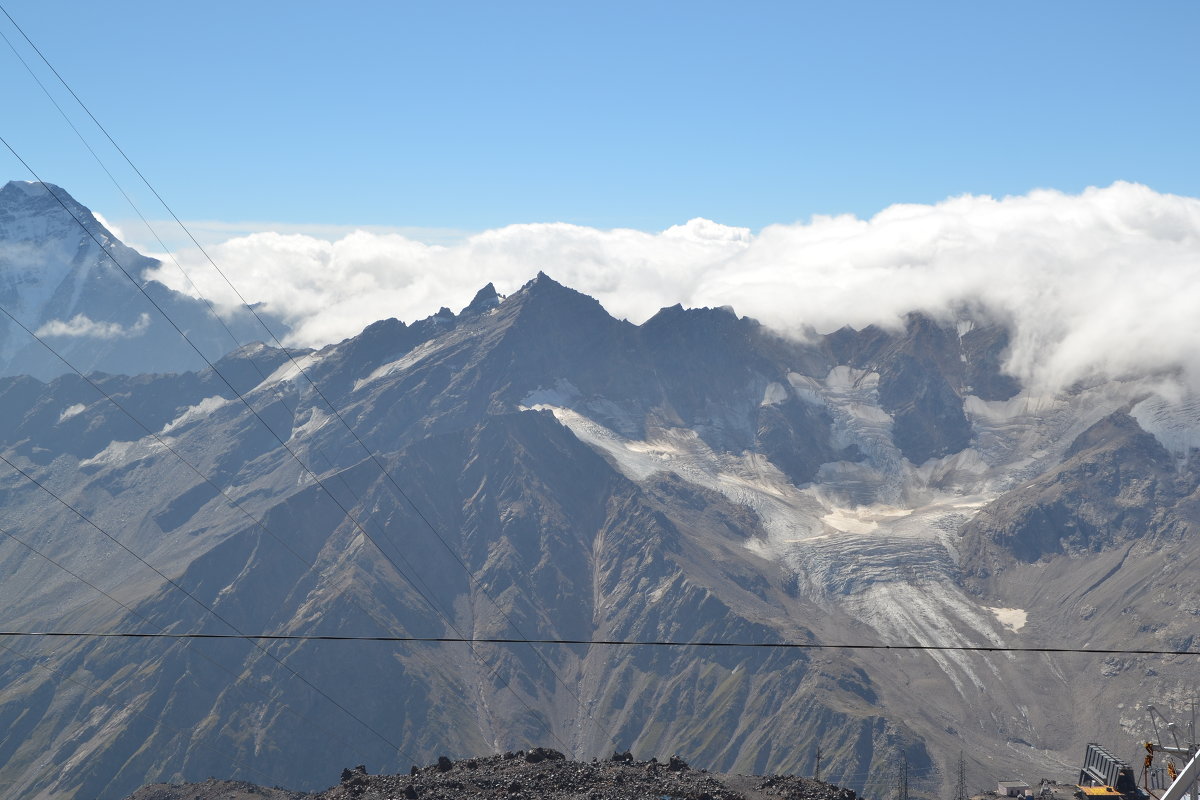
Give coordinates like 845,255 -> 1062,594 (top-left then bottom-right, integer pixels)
36,312 -> 151,340
145,182 -> 1200,397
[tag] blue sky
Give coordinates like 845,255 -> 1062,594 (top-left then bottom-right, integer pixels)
2,1 -> 1196,235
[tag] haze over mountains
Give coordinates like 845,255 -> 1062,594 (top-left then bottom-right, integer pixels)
0,183 -> 1197,800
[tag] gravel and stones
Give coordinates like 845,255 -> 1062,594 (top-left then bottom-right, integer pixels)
124,750 -> 862,800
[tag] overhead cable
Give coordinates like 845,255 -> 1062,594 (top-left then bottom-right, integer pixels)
0,449 -> 418,763
0,520 -> 412,762
0,636 -> 295,794
2,630 -> 1196,656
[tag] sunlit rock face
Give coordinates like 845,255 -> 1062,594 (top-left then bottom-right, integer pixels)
0,201 -> 1196,800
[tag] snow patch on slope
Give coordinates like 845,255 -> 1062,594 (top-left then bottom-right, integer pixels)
785,372 -> 825,407
1131,392 -> 1200,468
986,607 -> 1028,632
353,339 -> 441,391
260,352 -> 323,390
58,404 -> 86,423
760,382 -> 787,406
80,437 -> 169,468
522,379 -> 582,408
290,407 -> 331,442
161,396 -> 229,434
845,581 -> 1012,695
821,505 -> 912,535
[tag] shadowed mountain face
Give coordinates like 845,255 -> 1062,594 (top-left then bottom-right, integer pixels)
826,314 -> 1020,464
0,211 -> 1196,800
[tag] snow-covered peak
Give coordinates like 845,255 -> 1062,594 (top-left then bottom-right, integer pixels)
1,180 -> 79,209
0,180 -> 105,247
3,180 -> 51,197
0,179 -> 288,379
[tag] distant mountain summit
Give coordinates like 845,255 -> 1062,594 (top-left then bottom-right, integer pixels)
0,180 -> 285,379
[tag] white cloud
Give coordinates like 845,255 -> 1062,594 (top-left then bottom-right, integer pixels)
35,312 -> 151,340
126,219 -> 473,251
90,211 -> 125,242
144,182 -> 1200,397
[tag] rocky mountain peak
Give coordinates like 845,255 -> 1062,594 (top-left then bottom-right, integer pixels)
460,282 -> 501,316
1,179 -> 71,204
1,180 -> 61,210
960,410 -> 1197,568
643,301 -> 741,328
0,180 -> 103,244
499,271 -> 615,332
1063,409 -> 1168,462
516,271 -> 590,299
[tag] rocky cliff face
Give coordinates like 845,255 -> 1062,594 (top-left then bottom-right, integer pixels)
962,412 -> 1200,569
0,212 -> 1196,800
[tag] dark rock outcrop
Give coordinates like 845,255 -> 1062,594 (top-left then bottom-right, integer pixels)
823,312 -> 1019,463
125,752 -> 859,800
960,411 -> 1200,571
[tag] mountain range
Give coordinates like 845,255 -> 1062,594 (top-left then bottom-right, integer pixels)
0,184 -> 1197,800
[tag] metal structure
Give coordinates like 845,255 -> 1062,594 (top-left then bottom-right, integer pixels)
1156,751 -> 1200,800
894,751 -> 909,800
954,751 -> 968,800
1080,743 -> 1142,797
1146,705 -> 1200,800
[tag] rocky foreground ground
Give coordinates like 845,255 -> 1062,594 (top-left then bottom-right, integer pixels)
123,749 -> 861,800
